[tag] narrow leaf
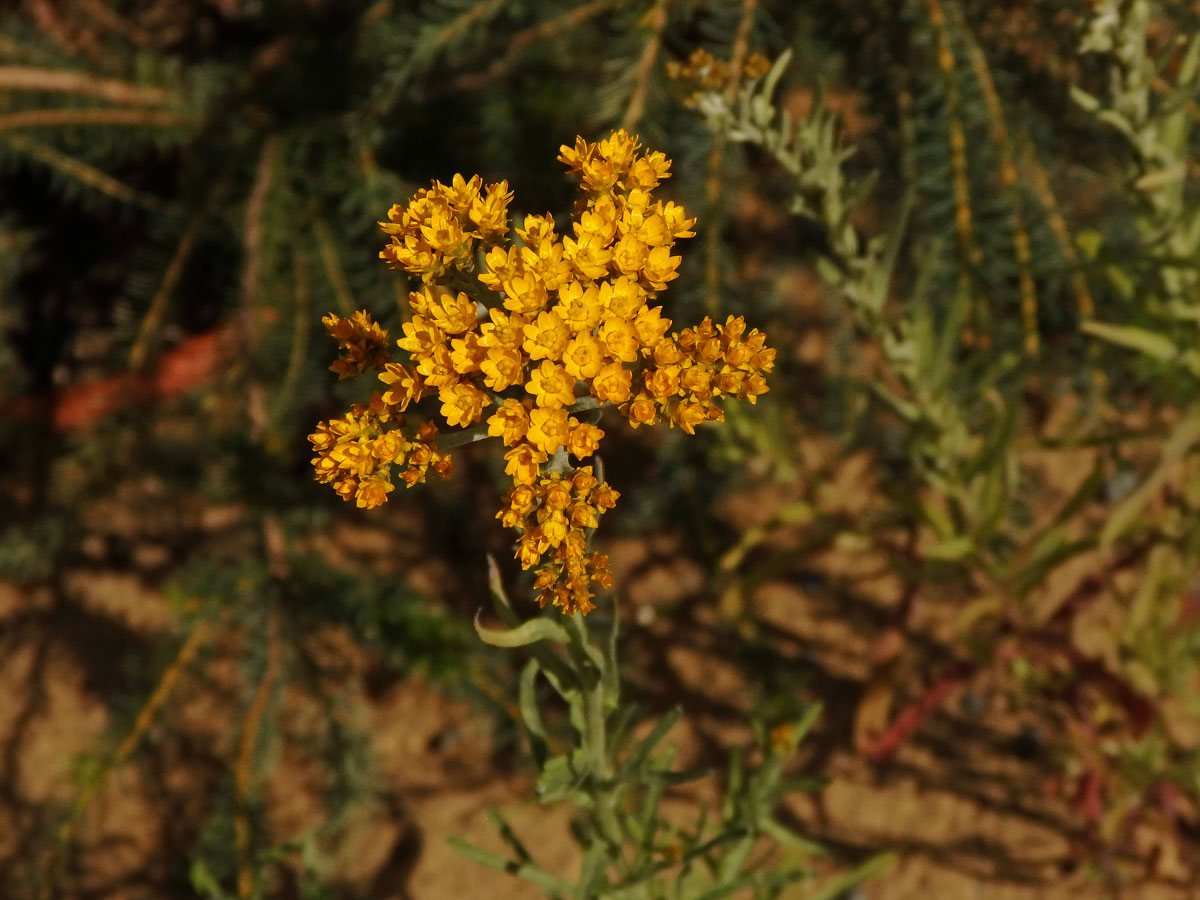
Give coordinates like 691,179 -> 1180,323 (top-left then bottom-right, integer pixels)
1082,321 -> 1178,362
474,610 -> 570,647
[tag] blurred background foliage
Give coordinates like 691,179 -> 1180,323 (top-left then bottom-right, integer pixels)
4,0 -> 1200,897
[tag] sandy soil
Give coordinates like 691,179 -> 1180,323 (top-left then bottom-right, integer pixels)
2,462 -> 1197,900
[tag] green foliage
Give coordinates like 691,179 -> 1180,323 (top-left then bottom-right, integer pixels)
463,567 -> 892,899
689,0 -> 1200,871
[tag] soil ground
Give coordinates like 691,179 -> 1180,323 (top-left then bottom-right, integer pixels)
3,469 -> 1198,900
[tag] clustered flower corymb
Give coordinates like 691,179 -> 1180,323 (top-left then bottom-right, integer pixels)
309,130 -> 775,615
666,48 -> 772,107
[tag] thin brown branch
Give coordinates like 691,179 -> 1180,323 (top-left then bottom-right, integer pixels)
702,0 -> 760,315
723,0 -> 759,106
0,107 -> 193,131
922,0 -> 987,346
127,171 -> 231,373
0,65 -> 168,104
431,0 -> 612,98
25,0 -> 94,58
240,135 -> 280,321
313,206 -> 356,316
957,9 -> 1039,355
76,0 -> 157,49
2,133 -> 163,209
620,0 -> 670,132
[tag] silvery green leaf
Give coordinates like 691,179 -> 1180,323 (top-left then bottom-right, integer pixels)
536,750 -> 588,802
1081,321 -> 1178,361
474,610 -> 570,647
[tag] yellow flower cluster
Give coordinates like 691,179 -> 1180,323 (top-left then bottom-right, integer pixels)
309,131 -> 775,615
309,393 -> 450,508
666,48 -> 772,106
323,310 -> 391,380
497,467 -> 618,615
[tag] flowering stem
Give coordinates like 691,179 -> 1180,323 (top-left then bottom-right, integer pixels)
438,396 -> 604,451
569,611 -> 625,854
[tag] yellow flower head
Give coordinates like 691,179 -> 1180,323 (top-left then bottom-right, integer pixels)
505,442 -> 548,484
430,290 -> 479,334
480,346 -> 525,392
488,398 -> 532,447
479,308 -> 528,350
527,360 -> 576,409
527,406 -> 571,454
590,361 -> 633,404
567,421 -> 604,458
625,393 -> 658,428
439,382 -> 490,427
324,311 -> 392,379
554,287 -> 606,337
469,180 -> 513,239
415,344 -> 458,388
633,305 -> 672,349
599,276 -> 646,320
450,332 -> 486,375
598,316 -> 640,363
397,315 -> 445,357
318,131 -> 771,615
523,310 -> 571,361
562,334 -> 605,380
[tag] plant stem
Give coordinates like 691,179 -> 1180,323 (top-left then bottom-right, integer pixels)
574,613 -> 625,861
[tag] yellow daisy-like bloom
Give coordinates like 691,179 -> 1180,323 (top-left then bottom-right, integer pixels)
502,273 -> 550,316
478,244 -> 520,290
644,366 -> 681,400
563,235 -> 612,280
527,407 -> 571,454
480,346 -> 525,392
450,332 -> 486,375
679,362 -> 712,397
640,246 -> 682,291
598,317 -> 640,363
539,511 -> 569,548
440,382 -> 490,427
523,310 -> 571,361
415,345 -> 458,388
516,213 -> 557,251
575,206 -> 618,248
527,360 -> 576,409
505,442 -> 547,484
487,398 -> 531,446
611,235 -> 649,276
652,338 -> 684,366
313,130 -> 773,615
479,308 -> 528,350
469,180 -> 513,238
397,315 -> 445,357
625,393 -> 658,428
554,282 -> 607,333
356,475 -> 395,509
591,361 -> 632,404
672,400 -> 710,435
430,290 -> 479,334
567,421 -> 604,458
562,334 -> 605,380
324,311 -> 392,379
378,362 -> 424,411
633,306 -> 672,348
599,276 -> 644,319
